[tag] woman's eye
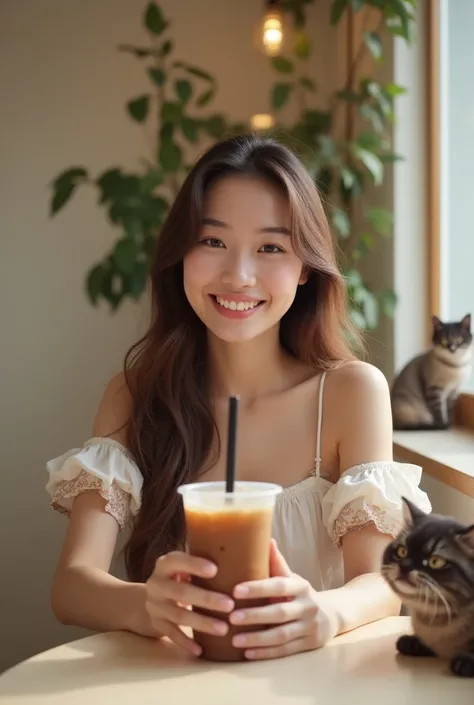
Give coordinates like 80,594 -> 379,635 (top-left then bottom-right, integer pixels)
200,238 -> 224,248
259,244 -> 284,254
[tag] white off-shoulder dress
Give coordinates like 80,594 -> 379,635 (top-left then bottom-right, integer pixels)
46,372 -> 432,590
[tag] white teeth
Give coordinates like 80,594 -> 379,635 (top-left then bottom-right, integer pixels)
215,297 -> 260,311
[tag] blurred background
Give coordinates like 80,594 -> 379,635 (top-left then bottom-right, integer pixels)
1,0 -> 470,673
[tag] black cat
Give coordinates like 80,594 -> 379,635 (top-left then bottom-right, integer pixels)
382,497 -> 474,677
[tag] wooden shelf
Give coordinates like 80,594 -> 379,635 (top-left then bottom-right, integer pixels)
394,427 -> 474,498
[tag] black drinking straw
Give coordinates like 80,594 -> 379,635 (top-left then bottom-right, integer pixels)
225,395 -> 239,494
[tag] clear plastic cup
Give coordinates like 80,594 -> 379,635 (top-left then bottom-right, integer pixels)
178,481 -> 282,662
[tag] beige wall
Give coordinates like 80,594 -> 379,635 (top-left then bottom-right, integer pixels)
0,0 -> 341,671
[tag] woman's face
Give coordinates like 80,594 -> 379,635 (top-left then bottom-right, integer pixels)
183,174 -> 307,344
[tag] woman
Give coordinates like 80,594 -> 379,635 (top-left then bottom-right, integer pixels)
46,134 -> 431,661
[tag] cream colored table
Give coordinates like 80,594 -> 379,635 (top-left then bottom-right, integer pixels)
0,617 -> 472,704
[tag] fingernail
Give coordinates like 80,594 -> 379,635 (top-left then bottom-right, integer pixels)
230,611 -> 245,624
192,644 -> 202,656
245,650 -> 257,659
234,586 -> 249,598
233,635 -> 247,647
219,598 -> 234,612
213,621 -> 228,635
202,563 -> 217,576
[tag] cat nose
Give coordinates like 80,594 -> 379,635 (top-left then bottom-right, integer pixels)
449,344 -> 456,352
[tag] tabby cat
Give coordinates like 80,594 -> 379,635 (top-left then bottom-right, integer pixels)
391,314 -> 472,430
382,497 -> 474,677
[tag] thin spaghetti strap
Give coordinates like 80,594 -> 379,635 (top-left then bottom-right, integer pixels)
314,371 -> 327,478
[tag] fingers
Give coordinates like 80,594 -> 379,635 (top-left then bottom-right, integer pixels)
229,597 -> 310,627
243,636 -> 318,661
234,576 -> 310,600
152,618 -> 202,657
233,620 -> 304,649
155,552 -> 217,580
154,576 -> 234,613
147,596 -> 228,637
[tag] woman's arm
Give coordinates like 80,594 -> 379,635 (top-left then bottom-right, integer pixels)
50,374 -> 154,637
318,361 -> 401,635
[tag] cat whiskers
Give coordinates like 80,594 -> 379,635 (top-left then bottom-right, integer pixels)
417,573 -> 453,622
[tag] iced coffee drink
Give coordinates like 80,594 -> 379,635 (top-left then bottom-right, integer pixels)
178,481 -> 282,662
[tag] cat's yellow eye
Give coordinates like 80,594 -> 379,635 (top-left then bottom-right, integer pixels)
428,555 -> 447,570
457,337 -> 463,344
395,545 -> 408,559
441,337 -> 448,346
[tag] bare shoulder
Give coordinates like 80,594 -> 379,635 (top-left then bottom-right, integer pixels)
92,371 -> 133,443
329,360 -> 390,402
327,361 -> 393,468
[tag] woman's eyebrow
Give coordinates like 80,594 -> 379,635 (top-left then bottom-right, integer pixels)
202,217 -> 290,235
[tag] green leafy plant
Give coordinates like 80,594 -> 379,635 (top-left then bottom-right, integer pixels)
266,0 -> 415,330
49,2 -> 241,310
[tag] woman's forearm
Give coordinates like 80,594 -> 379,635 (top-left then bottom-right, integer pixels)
51,565 -> 150,635
317,572 -> 401,636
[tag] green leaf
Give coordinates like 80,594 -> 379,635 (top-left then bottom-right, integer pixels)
161,101 -> 182,122
127,261 -> 149,299
118,44 -> 151,58
363,32 -> 383,61
353,147 -> 384,185
293,32 -> 312,59
175,79 -> 192,105
384,82 -> 406,97
144,2 -> 168,35
127,95 -> 150,122
148,67 -> 166,86
359,104 -> 384,132
357,130 -> 382,151
350,309 -> 367,330
139,169 -> 164,192
159,139 -> 182,173
331,207 -> 350,238
272,83 -> 293,110
330,0 -> 349,25
196,88 -> 214,107
113,238 -> 139,274
387,0 -> 411,40
159,39 -> 173,57
271,56 -> 294,73
362,289 -> 379,329
366,207 -> 393,236
173,61 -> 214,83
50,167 -> 88,215
380,289 -> 398,318
305,110 -> 332,133
203,115 -> 226,138
345,268 -> 363,289
96,168 -> 124,202
300,76 -> 316,91
86,264 -> 106,306
181,116 -> 199,143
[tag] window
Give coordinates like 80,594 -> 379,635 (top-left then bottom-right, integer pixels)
427,0 -> 474,395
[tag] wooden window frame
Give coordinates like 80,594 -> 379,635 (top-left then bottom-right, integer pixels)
426,0 -> 474,431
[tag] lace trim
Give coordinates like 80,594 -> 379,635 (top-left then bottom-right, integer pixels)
50,469 -> 131,530
332,499 -> 400,547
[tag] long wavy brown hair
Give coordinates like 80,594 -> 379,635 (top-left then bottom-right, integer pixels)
123,134 -> 359,582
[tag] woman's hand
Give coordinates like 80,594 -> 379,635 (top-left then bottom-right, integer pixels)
144,551 -> 234,655
229,540 -> 339,660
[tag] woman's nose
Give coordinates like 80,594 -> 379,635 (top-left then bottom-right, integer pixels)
221,252 -> 257,289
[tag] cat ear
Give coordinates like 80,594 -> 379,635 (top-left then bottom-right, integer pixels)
455,525 -> 474,556
460,313 -> 471,331
401,496 -> 426,526
432,315 -> 443,331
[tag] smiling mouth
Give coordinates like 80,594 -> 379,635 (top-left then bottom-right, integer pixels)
210,295 -> 265,312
